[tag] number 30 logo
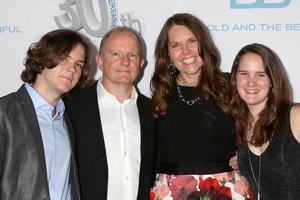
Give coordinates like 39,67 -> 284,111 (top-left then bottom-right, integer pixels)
54,0 -> 118,37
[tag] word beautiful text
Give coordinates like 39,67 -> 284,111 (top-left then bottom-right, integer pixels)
0,25 -> 22,33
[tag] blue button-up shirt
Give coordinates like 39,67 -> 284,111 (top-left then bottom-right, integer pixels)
25,83 -> 71,200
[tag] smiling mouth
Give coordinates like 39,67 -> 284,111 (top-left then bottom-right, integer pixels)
245,89 -> 259,94
182,57 -> 196,64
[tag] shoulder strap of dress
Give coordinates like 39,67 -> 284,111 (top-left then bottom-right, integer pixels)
285,103 -> 300,127
276,104 -> 293,135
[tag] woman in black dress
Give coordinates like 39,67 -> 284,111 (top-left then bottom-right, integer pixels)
150,13 -> 252,200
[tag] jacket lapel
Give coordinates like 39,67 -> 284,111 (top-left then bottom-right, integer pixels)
14,85 -> 49,191
137,95 -> 147,160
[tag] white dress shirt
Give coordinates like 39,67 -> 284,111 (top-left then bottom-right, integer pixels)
97,80 -> 141,200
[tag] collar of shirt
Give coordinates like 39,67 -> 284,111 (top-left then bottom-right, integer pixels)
96,78 -> 138,105
25,83 -> 65,119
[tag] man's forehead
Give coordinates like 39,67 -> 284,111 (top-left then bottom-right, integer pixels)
106,31 -> 139,43
103,32 -> 141,51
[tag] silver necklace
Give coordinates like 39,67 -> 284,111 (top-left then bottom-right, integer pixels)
248,147 -> 261,200
176,85 -> 201,106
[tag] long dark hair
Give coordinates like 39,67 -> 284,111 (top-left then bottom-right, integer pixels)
151,13 -> 230,117
230,43 -> 292,146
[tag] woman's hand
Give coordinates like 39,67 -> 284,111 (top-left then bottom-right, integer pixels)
229,155 -> 239,170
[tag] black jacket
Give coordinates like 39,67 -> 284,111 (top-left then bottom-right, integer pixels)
65,81 -> 156,200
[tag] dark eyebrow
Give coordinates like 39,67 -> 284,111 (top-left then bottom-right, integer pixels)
77,60 -> 85,65
168,41 -> 179,45
66,55 -> 85,64
188,36 -> 197,40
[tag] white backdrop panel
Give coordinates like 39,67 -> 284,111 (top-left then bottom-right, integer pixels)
0,0 -> 299,101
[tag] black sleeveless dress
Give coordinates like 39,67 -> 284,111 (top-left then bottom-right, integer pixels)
238,106 -> 300,200
151,86 -> 253,200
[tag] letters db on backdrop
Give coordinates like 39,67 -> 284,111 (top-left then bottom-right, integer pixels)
230,0 -> 291,9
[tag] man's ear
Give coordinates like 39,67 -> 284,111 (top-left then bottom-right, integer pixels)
96,54 -> 103,71
140,59 -> 145,68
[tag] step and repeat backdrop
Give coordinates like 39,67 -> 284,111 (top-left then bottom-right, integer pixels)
1,0 -> 299,100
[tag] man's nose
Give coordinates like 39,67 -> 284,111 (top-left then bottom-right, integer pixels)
121,55 -> 130,65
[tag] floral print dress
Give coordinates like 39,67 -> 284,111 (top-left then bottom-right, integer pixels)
151,171 -> 253,200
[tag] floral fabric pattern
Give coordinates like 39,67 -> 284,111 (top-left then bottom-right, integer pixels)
151,171 -> 254,200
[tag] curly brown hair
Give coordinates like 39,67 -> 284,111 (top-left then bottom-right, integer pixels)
21,29 -> 92,97
230,43 -> 292,146
150,13 -> 230,117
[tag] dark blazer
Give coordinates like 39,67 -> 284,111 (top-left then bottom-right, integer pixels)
0,85 -> 80,200
65,81 -> 156,200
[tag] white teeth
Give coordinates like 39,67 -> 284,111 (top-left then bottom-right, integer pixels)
182,57 -> 195,64
245,89 -> 258,94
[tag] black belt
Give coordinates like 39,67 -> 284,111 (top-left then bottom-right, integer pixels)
157,161 -> 232,175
